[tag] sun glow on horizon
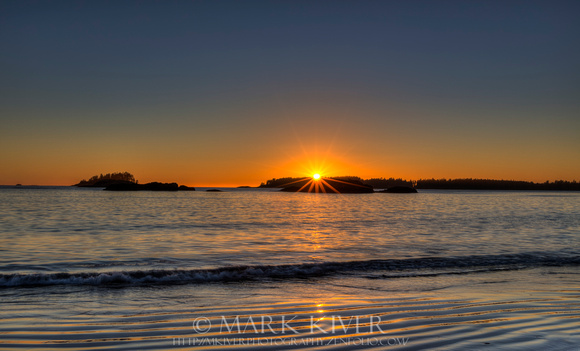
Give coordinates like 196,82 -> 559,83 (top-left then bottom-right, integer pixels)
313,173 -> 321,180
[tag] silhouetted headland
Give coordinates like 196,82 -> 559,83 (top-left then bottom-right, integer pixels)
76,172 -> 137,187
415,178 -> 580,191
269,176 -> 374,193
260,176 -> 579,191
75,172 -> 194,191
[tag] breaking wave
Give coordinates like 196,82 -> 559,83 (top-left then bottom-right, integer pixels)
1,252 -> 578,288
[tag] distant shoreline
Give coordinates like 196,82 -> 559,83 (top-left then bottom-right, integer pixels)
260,177 -> 580,191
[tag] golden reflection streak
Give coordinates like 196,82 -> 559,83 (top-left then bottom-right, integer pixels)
316,303 -> 325,320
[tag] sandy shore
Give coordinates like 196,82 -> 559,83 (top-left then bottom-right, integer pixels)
1,266 -> 578,350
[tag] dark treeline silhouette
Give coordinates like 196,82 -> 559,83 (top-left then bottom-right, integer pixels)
364,178 -> 415,189
260,177 -> 301,188
259,176 -> 414,189
415,178 -> 580,191
76,172 -> 195,191
260,177 -> 580,191
76,172 -> 137,187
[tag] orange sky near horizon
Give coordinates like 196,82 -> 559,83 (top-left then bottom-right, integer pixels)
2,110 -> 578,187
1,96 -> 580,186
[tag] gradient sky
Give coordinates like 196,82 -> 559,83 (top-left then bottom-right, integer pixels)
1,0 -> 579,186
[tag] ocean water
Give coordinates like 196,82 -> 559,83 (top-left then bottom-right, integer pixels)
1,187 -> 579,350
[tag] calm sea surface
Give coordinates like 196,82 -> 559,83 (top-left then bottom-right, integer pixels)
1,187 -> 578,277
0,187 -> 579,350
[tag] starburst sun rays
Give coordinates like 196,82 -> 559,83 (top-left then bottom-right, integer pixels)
276,174 -> 371,194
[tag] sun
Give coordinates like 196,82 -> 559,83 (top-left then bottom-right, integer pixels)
313,173 -> 321,180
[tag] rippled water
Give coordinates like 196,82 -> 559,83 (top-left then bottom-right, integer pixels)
1,187 -> 578,274
0,187 -> 579,349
